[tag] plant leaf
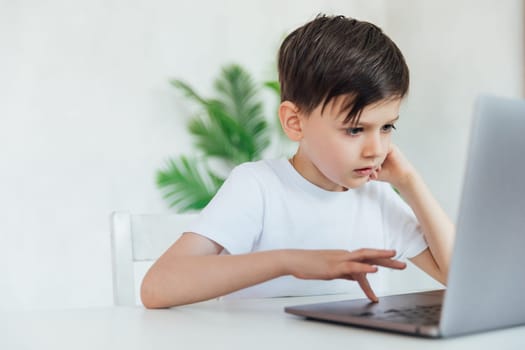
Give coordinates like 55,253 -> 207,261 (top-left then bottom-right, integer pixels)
188,114 -> 250,166
160,64 -> 284,212
170,80 -> 210,107
263,80 -> 281,96
213,64 -> 270,160
156,156 -> 224,212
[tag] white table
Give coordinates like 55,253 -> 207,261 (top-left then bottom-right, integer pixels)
2,291 -> 524,350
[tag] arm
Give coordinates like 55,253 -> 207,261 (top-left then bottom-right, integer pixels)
396,171 -> 454,284
372,145 -> 455,284
140,233 -> 407,308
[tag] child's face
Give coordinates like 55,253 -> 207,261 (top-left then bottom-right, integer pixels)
296,96 -> 401,191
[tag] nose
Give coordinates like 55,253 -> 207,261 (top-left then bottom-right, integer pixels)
362,132 -> 383,159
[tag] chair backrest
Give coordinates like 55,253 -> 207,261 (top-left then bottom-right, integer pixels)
110,211 -> 198,306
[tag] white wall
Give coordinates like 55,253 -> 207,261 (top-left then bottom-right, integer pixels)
1,0 -> 522,309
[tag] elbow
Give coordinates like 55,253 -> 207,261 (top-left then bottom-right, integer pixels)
433,266 -> 448,286
140,270 -> 189,309
437,260 -> 450,286
439,269 -> 449,286
140,274 -> 168,309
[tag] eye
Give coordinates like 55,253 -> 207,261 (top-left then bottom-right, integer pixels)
345,127 -> 364,136
381,124 -> 397,133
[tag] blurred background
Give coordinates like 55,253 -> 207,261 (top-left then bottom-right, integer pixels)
1,0 -> 523,309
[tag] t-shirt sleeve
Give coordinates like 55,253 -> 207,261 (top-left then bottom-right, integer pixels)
184,163 -> 263,255
380,184 -> 428,260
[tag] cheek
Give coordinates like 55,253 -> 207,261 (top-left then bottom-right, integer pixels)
378,137 -> 392,162
319,138 -> 360,176
303,127 -> 335,156
316,135 -> 349,162
304,133 -> 348,174
382,135 -> 392,150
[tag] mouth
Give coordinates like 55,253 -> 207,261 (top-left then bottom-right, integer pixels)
354,166 -> 375,177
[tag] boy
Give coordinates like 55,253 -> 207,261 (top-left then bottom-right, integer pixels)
141,15 -> 454,308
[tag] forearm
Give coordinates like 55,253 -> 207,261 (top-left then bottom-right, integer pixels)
141,250 -> 288,308
397,172 -> 455,280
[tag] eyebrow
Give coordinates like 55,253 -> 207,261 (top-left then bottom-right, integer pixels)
348,115 -> 400,127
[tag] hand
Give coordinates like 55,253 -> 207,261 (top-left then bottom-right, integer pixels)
286,248 -> 406,302
368,144 -> 417,191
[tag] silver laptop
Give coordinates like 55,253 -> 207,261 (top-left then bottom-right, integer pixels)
285,95 -> 525,338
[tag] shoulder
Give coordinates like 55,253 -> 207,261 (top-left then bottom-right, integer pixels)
211,160 -> 287,203
232,159 -> 283,175
228,159 -> 288,186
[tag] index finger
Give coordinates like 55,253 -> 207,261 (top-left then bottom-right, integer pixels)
355,274 -> 378,303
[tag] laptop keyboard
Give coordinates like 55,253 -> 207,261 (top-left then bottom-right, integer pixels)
355,304 -> 442,325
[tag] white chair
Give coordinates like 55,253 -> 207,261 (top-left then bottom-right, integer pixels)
110,211 -> 198,306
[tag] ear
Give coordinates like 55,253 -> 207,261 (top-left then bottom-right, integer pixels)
278,101 -> 304,142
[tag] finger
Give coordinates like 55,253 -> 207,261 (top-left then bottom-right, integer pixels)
356,274 -> 378,303
342,261 -> 378,275
363,258 -> 407,270
372,166 -> 381,179
348,249 -> 397,261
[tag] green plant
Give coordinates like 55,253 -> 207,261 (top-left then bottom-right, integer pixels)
157,64 -> 282,212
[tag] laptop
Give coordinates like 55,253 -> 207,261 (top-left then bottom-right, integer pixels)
285,95 -> 525,338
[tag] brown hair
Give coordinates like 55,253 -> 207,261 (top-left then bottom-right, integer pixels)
278,14 -> 409,124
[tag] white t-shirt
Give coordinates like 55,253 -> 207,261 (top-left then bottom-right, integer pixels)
186,159 -> 427,299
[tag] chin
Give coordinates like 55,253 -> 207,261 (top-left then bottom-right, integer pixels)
344,178 -> 370,189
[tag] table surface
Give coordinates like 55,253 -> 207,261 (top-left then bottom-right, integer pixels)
2,289 -> 525,350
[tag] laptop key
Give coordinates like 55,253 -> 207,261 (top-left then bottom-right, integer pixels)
372,305 -> 442,325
